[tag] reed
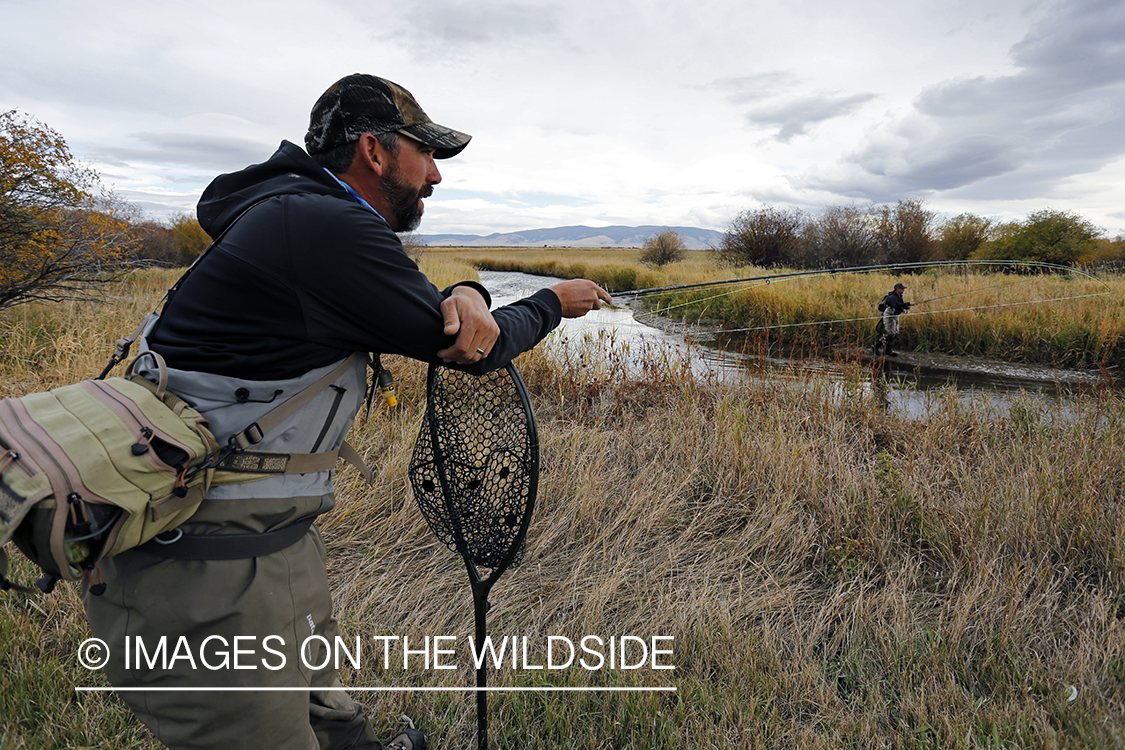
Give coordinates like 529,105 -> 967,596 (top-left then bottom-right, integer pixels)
1,270 -> 1123,749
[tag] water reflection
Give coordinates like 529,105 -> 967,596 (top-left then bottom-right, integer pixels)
481,270 -> 1112,419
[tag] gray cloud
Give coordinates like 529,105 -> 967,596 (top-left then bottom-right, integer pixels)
389,1 -> 561,46
715,72 -> 876,141
714,72 -> 801,104
94,133 -> 272,173
798,0 -> 1125,201
114,190 -> 200,220
745,92 -> 878,141
1008,0 -> 1125,90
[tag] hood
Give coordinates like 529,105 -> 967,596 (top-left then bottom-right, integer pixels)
196,140 -> 348,238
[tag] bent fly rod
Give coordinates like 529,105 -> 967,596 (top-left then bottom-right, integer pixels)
408,363 -> 539,750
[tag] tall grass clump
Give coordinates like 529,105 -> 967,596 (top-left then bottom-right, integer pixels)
1,270 -> 1122,748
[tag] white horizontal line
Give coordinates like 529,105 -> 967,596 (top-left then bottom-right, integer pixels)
75,686 -> 676,693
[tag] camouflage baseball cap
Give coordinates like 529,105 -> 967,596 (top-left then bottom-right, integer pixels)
305,74 -> 471,159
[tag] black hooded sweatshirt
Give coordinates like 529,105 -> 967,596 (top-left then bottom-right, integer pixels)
150,141 -> 562,380
881,289 -> 910,316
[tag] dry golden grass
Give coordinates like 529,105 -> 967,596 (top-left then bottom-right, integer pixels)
669,268 -> 1125,368
1,266 -> 1123,749
322,342 -> 1125,749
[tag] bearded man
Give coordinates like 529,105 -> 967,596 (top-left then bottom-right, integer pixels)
83,74 -> 610,750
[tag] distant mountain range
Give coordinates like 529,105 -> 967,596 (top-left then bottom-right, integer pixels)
421,225 -> 724,249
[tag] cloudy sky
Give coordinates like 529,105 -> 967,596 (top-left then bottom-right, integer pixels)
3,0 -> 1123,237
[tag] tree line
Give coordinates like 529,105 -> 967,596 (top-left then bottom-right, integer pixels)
713,200 -> 1125,271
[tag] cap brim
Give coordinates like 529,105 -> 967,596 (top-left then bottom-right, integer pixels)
400,122 -> 471,159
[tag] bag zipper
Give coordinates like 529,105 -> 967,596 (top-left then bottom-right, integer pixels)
0,400 -> 80,502
310,384 -> 346,454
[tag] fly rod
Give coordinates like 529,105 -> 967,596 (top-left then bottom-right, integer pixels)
612,259 -> 1105,299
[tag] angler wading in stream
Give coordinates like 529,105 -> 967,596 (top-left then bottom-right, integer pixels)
874,282 -> 912,357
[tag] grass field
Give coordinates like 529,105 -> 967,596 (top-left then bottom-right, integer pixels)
1,258 -> 1123,749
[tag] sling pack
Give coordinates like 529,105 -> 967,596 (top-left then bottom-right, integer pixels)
878,294 -> 889,313
0,352 -> 218,591
0,349 -> 368,593
1,203 -> 372,594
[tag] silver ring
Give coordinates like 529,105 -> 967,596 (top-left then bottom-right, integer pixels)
476,348 -> 485,355
153,528 -> 184,545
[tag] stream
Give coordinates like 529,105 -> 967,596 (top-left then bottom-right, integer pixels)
480,270 -> 1114,418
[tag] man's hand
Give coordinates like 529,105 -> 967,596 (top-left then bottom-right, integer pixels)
549,280 -> 613,318
437,286 -> 500,364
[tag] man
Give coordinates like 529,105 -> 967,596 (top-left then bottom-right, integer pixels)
83,74 -> 611,750
874,282 -> 912,357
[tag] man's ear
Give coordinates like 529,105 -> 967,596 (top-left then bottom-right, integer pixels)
353,133 -> 389,178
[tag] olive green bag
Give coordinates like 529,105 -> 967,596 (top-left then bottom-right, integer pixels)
0,353 -> 220,592
0,346 -> 372,594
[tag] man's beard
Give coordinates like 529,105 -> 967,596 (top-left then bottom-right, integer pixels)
381,161 -> 433,233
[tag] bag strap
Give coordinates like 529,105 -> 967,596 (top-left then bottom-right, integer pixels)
98,200 -> 272,380
125,347 -> 172,400
225,354 -> 362,450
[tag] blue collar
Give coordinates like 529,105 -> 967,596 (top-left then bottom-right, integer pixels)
324,168 -> 388,226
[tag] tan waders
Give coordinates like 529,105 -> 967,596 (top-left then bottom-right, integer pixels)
877,308 -> 901,355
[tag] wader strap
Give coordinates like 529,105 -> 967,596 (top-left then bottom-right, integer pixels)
135,515 -> 317,560
214,450 -> 335,475
217,352 -> 375,485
